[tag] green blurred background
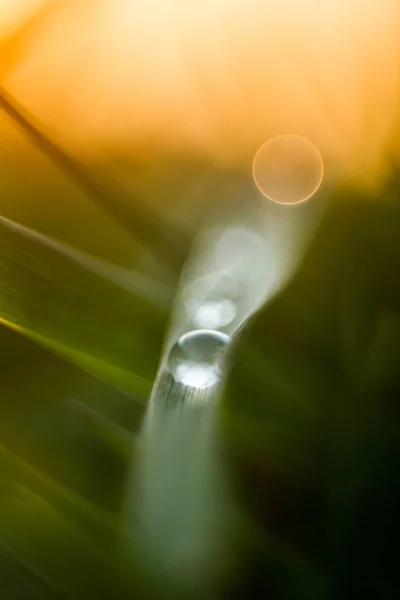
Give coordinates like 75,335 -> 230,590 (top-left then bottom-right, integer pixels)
0,151 -> 399,599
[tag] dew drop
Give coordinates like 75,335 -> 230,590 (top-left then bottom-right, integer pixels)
168,329 -> 231,389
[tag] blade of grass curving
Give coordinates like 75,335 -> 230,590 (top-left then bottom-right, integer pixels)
126,182 -> 326,595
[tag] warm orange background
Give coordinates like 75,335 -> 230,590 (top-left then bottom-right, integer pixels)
0,0 -> 399,188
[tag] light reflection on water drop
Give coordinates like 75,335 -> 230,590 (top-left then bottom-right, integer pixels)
214,228 -> 266,277
183,273 -> 238,329
183,272 -> 239,305
192,297 -> 236,329
168,329 -> 231,389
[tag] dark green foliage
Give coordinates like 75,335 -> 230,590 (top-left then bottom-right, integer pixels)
225,195 -> 400,598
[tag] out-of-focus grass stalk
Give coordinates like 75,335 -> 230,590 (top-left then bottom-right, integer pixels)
130,370 -> 227,598
129,187 -> 326,596
0,85 -> 189,274
0,214 -> 171,396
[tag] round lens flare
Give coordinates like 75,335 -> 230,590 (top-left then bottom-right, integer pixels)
252,135 -> 324,205
192,298 -> 236,329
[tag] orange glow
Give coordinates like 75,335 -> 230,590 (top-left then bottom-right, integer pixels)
1,0 -> 399,187
0,0 -> 49,39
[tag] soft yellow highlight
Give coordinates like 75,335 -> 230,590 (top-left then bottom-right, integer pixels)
0,0 -> 48,40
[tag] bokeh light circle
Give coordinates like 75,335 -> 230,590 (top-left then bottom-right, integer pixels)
252,134 -> 323,205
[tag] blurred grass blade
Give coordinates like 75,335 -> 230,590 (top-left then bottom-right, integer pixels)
0,85 -> 189,273
0,547 -> 61,600
0,443 -> 120,542
0,215 -> 170,397
0,215 -> 172,305
0,1 -> 58,80
69,399 -> 134,459
0,483 -> 124,600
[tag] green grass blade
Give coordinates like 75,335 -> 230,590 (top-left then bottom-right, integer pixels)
0,215 -> 170,397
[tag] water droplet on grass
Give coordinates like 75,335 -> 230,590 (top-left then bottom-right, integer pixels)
168,329 -> 231,389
